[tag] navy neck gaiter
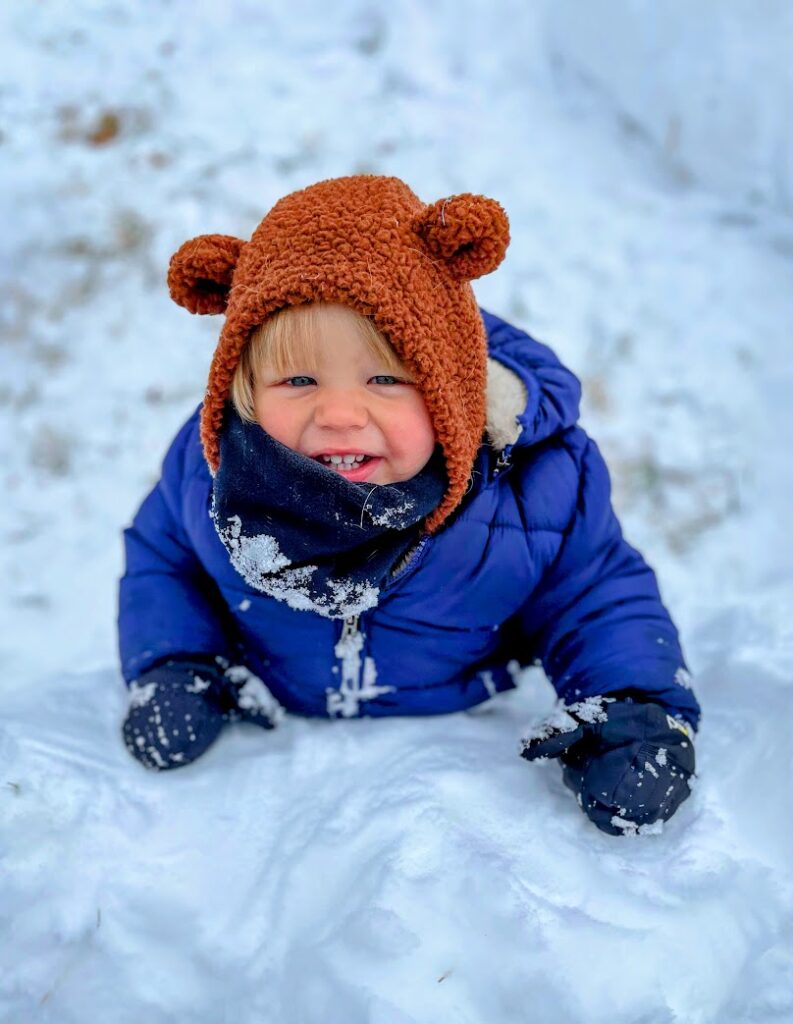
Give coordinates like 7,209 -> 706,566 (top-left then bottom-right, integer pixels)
210,407 -> 448,619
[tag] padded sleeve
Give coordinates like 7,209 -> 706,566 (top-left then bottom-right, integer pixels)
117,410 -> 236,683
508,429 -> 701,728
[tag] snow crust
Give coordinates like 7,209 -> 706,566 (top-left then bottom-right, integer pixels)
214,511 -> 380,619
2,2 -> 793,1022
216,514 -> 294,579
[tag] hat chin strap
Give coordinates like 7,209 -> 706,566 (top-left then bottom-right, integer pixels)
485,357 -> 527,452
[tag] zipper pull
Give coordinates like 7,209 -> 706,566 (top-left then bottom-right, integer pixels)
340,614 -> 360,642
493,449 -> 512,477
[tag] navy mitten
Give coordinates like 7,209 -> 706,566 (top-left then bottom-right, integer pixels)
122,656 -> 282,771
521,694 -> 696,835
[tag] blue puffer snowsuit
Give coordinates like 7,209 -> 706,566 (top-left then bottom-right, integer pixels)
118,310 -> 701,728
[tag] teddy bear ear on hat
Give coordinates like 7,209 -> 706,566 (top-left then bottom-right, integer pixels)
411,193 -> 510,281
167,234 -> 246,315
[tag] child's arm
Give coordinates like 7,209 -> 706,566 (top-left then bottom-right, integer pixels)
118,410 -> 282,770
509,427 -> 700,833
511,425 -> 700,729
118,408 -> 233,683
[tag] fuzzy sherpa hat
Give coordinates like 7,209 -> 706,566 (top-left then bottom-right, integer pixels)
167,174 -> 510,531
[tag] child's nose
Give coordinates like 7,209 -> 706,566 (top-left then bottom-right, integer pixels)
313,390 -> 369,430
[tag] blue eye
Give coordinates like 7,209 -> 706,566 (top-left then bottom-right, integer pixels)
285,376 -> 316,387
370,375 -> 404,386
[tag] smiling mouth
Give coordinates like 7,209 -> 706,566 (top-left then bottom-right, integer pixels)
311,452 -> 382,477
317,453 -> 372,466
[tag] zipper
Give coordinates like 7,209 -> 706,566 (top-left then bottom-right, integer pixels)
491,447 -> 513,479
382,536 -> 431,593
326,613 -> 394,717
339,613 -> 360,645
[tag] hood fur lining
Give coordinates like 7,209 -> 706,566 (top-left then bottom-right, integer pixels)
485,356 -> 527,451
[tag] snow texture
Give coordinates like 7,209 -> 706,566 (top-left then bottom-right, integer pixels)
226,664 -> 285,727
126,680 -> 157,709
2,2 -> 793,1022
215,514 -> 294,580
184,674 -> 212,695
366,498 -> 416,527
520,695 -> 612,752
214,511 -> 380,619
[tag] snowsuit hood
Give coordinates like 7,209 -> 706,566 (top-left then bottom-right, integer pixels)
166,174 -> 511,532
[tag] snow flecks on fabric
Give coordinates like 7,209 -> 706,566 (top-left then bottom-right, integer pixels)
263,573 -> 379,620
214,512 -> 379,619
656,747 -> 668,766
479,670 -> 498,698
238,598 -> 251,611
610,815 -> 665,837
128,680 -> 157,708
532,692 -> 614,733
520,695 -> 613,753
185,674 -> 212,694
366,498 -> 415,527
570,695 -> 614,725
674,666 -> 694,690
225,665 -> 284,726
644,760 -> 660,779
327,620 -> 394,717
145,746 -> 168,769
215,514 -> 292,582
523,704 -> 579,745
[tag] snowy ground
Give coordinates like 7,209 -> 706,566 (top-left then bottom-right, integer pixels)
2,3 -> 793,1022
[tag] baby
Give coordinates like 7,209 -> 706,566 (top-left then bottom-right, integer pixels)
119,175 -> 699,835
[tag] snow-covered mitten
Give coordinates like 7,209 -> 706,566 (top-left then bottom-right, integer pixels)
520,694 -> 695,836
122,656 -> 282,771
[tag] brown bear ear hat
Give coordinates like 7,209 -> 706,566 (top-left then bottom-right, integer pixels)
167,174 -> 510,532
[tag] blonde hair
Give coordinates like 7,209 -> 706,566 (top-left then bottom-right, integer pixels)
230,303 -> 407,423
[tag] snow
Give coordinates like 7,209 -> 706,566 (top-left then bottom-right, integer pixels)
610,815 -> 664,838
213,512 -> 294,579
521,695 -> 612,753
213,510 -> 381,618
2,2 -> 793,1022
184,674 -> 212,694
366,498 -> 416,527
126,679 -> 157,709
567,695 -> 613,726
328,620 -> 395,717
544,0 -> 793,214
225,665 -> 285,726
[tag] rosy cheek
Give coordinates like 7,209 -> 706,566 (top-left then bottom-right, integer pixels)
391,400 -> 436,468
254,398 -> 299,447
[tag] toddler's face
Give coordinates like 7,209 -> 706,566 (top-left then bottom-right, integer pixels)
253,305 -> 436,484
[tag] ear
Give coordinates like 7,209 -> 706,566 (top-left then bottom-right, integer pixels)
411,193 -> 509,281
167,234 -> 246,314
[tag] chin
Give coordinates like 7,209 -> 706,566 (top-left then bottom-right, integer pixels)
376,468 -> 416,485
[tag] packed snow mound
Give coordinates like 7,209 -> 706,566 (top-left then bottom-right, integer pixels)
2,655 -> 793,1024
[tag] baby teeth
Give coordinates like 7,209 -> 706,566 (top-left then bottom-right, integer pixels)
321,454 -> 367,465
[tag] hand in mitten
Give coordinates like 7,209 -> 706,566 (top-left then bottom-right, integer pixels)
520,694 -> 696,835
122,656 -> 282,771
